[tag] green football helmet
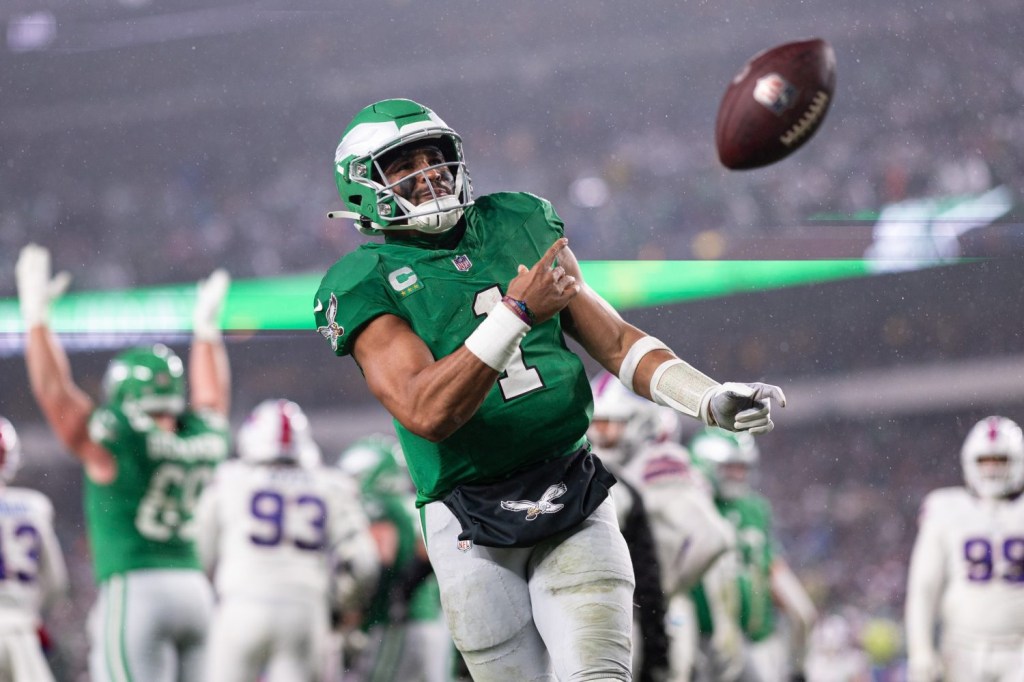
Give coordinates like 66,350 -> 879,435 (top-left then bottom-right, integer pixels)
331,98 -> 473,236
337,433 -> 411,498
102,344 -> 186,415
689,427 -> 760,500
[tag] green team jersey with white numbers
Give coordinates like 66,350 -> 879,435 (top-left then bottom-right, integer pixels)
314,192 -> 592,506
694,493 -> 777,642
85,404 -> 230,582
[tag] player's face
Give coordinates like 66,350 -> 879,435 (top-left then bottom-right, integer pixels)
976,454 -> 1009,481
383,146 -> 454,206
588,419 -> 625,449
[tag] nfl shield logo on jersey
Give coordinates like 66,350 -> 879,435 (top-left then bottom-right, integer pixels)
456,539 -> 472,552
452,254 -> 473,272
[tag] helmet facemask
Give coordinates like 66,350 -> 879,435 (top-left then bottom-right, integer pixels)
332,99 -> 474,236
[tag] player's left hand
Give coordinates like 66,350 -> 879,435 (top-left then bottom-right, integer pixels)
193,268 -> 231,341
708,382 -> 786,434
15,243 -> 72,328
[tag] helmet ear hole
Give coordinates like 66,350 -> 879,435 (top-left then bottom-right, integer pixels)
348,195 -> 363,206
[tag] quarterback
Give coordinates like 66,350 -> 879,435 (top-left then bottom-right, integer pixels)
17,244 -> 231,682
314,98 -> 786,681
905,416 -> 1024,682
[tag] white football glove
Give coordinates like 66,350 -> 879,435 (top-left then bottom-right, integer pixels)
15,243 -> 71,328
707,382 -> 786,434
192,268 -> 230,342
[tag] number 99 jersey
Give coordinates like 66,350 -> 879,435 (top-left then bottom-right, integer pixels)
907,486 -> 1024,640
193,459 -> 372,601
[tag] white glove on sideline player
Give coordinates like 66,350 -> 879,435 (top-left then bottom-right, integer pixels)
193,269 -> 230,342
707,382 -> 786,435
15,244 -> 71,328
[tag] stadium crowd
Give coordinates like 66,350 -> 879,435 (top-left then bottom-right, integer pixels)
2,0 -> 1024,679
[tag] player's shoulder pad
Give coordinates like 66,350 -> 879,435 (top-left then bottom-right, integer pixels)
918,486 -> 971,522
1,487 -> 55,516
317,245 -> 385,298
474,192 -> 563,227
189,408 -> 230,433
87,404 -> 137,444
318,467 -> 361,494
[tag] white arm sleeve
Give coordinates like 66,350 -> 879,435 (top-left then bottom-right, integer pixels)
905,510 -> 945,663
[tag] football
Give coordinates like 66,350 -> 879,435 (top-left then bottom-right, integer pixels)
715,38 -> 837,170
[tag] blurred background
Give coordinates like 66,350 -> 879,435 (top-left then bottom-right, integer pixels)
1,0 -> 1023,678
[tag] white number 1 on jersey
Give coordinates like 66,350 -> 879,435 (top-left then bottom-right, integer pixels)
474,287 -> 544,400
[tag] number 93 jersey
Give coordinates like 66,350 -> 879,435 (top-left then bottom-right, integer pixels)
193,460 -> 369,601
909,487 -> 1024,639
85,404 -> 230,581
314,192 -> 593,506
0,487 -> 65,618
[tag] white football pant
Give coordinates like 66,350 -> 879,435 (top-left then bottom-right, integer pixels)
88,569 -> 213,682
205,593 -> 329,682
423,497 -> 635,681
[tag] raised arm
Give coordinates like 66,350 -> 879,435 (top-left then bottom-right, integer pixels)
17,244 -> 116,483
353,238 -> 578,442
189,269 -> 231,417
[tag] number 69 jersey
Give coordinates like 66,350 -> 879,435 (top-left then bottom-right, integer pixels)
314,192 -> 593,507
906,486 -> 1024,642
193,459 -> 373,601
85,404 -> 230,581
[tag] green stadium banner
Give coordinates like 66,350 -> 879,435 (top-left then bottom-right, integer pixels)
0,259 -> 930,343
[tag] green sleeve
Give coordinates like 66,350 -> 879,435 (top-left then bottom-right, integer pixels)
314,247 -> 400,357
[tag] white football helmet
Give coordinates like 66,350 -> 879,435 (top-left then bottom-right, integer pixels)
960,415 -> 1024,499
0,417 -> 22,483
236,399 -> 321,468
689,427 -> 760,500
588,371 -> 670,466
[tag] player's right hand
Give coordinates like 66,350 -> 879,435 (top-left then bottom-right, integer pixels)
15,243 -> 71,328
707,381 -> 786,434
505,237 -> 580,325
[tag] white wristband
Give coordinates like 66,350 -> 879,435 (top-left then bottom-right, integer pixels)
650,358 -> 720,421
464,301 -> 530,372
618,335 -> 671,393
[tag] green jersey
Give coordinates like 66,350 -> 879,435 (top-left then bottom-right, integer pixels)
694,493 -> 776,641
315,192 -> 592,506
85,404 -> 230,581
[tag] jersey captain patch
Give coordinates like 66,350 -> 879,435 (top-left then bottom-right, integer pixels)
388,266 -> 424,297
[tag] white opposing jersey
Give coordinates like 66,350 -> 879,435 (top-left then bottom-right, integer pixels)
194,460 -> 372,601
907,487 -> 1024,643
0,486 -> 67,622
624,439 -> 734,595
